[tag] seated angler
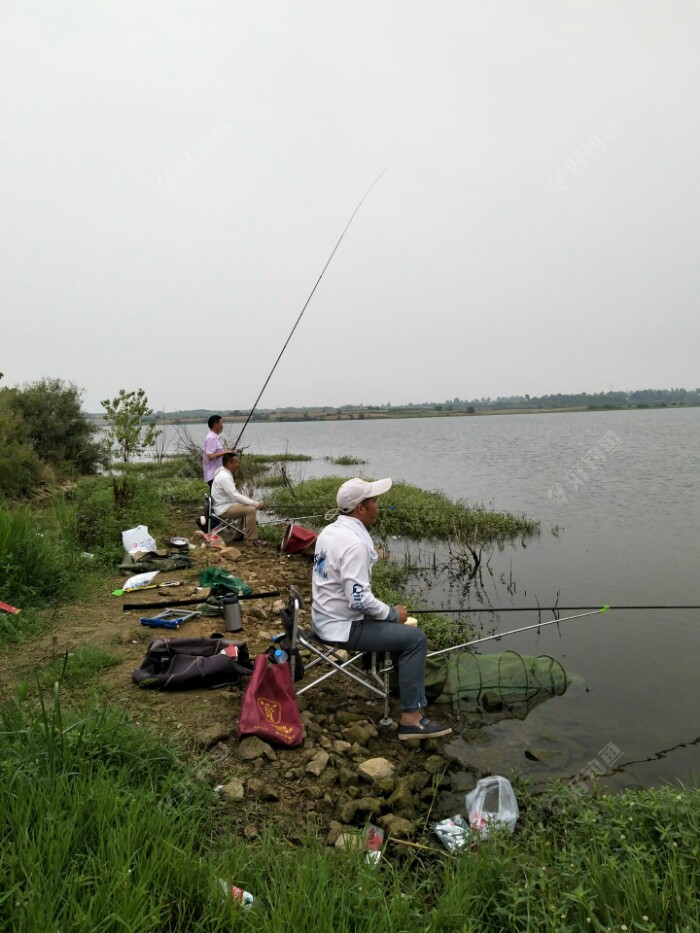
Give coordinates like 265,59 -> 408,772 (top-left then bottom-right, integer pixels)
311,477 -> 452,741
211,451 -> 267,546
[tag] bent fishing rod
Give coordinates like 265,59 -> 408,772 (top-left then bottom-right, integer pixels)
233,170 -> 387,452
427,606 -> 610,658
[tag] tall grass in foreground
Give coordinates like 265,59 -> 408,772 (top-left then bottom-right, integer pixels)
2,685 -> 698,932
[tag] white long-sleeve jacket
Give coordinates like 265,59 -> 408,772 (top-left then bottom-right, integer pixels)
311,515 -> 391,642
211,466 -> 259,516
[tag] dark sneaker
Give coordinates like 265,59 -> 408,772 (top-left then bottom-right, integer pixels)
398,717 -> 452,741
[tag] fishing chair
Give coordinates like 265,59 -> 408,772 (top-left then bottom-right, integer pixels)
283,587 -> 394,726
201,493 -> 248,542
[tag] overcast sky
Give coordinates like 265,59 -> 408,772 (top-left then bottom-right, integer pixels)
2,1 -> 698,412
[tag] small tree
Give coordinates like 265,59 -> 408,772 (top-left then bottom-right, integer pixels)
101,389 -> 161,463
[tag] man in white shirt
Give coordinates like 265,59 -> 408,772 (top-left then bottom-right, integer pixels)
312,477 -> 452,741
211,452 -> 266,546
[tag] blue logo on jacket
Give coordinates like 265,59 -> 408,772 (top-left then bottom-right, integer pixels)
313,549 -> 328,579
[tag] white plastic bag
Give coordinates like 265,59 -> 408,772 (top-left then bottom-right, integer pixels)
122,525 -> 157,555
465,776 -> 519,838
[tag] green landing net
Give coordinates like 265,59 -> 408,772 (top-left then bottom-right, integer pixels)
424,650 -> 568,706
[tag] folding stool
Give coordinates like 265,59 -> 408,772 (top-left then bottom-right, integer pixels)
201,493 -> 248,542
284,587 -> 394,726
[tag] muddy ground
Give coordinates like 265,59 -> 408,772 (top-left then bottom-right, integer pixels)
0,533 -> 487,847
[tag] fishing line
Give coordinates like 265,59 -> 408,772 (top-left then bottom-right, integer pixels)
233,170 -> 387,451
411,605 -> 700,614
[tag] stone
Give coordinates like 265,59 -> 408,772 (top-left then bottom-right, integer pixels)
358,757 -> 396,784
333,740 -> 352,754
335,710 -> 359,726
424,754 -> 447,775
220,778 -> 245,800
354,796 -> 383,817
194,724 -> 231,749
319,735 -> 332,750
317,768 -> 339,789
378,814 -> 415,839
443,736 -> 472,768
300,709 -> 315,727
451,771 -> 477,793
239,736 -> 277,761
326,820 -> 343,846
243,824 -> 258,839
334,831 -> 364,851
340,800 -> 358,823
387,777 -> 416,813
342,723 -> 379,747
306,750 -> 330,777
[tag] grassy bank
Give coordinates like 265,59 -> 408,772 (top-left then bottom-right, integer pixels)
2,684 -> 697,932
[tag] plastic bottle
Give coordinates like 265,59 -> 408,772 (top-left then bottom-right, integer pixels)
219,880 -> 254,909
273,647 -> 289,664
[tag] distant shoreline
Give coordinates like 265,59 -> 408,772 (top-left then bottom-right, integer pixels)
88,403 -> 697,426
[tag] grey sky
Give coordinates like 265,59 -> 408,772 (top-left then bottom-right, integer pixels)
2,1 -> 698,412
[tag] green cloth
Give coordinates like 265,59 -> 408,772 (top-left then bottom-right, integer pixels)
198,567 -> 253,597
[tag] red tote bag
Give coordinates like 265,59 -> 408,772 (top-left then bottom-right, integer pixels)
238,654 -> 304,747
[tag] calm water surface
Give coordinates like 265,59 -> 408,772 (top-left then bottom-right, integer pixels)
167,409 -> 700,789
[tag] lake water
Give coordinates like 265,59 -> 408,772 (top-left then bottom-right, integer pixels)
161,409 -> 700,790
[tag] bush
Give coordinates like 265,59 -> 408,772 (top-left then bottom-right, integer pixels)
8,378 -> 100,475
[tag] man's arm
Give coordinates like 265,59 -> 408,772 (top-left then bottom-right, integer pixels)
340,544 -> 391,619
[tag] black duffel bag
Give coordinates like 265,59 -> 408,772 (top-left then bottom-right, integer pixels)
132,635 -> 253,690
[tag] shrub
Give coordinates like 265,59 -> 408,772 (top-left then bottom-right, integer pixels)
8,378 -> 100,475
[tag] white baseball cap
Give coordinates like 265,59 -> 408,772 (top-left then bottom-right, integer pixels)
336,477 -> 392,513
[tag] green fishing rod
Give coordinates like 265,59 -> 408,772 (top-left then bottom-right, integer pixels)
427,606 -> 611,657
233,170 -> 386,452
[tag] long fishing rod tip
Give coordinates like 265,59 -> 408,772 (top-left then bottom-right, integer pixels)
600,605 -> 610,613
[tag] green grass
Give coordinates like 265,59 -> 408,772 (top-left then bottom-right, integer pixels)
323,454 -> 368,465
36,646 -> 121,690
2,685 -> 698,931
266,477 -> 539,543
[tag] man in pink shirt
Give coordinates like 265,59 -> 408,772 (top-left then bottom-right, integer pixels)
202,415 -> 235,487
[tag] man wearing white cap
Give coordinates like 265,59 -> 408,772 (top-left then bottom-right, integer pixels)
312,477 -> 452,741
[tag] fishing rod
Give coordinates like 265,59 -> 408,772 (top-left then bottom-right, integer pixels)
233,170 -> 386,451
427,606 -> 610,658
122,590 -> 280,612
411,605 -> 700,614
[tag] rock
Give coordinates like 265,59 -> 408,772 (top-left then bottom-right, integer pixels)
451,771 -> 477,793
424,755 -> 447,775
326,820 -> 343,846
306,750 -> 330,777
340,800 -> 358,823
334,831 -> 364,851
378,814 -> 415,839
220,778 -> 245,800
387,777 -> 416,813
342,723 -> 379,746
333,740 -> 352,754
239,736 -> 277,761
354,796 -> 383,817
319,735 -> 332,750
335,710 -> 360,726
443,736 -> 472,768
300,709 -> 315,727
243,824 -> 259,839
318,768 -> 339,789
480,691 -> 503,712
358,757 -> 396,784
194,724 -> 231,748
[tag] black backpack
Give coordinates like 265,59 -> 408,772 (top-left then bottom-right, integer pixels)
132,635 -> 253,690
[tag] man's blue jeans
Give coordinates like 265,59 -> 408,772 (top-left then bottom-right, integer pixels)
345,618 -> 428,712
